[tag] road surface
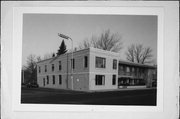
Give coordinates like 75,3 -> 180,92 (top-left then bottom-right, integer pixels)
21,87 -> 156,106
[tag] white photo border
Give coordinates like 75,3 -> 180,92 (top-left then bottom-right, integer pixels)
12,6 -> 164,112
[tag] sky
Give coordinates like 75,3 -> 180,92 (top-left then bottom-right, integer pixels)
22,14 -> 157,66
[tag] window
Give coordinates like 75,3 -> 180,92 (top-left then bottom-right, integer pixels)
52,75 -> 55,84
46,76 -> 49,84
43,78 -> 45,86
59,75 -> 62,84
126,67 -> 130,72
112,75 -> 116,85
132,67 -> 135,72
113,59 -> 117,69
84,56 -> 88,68
52,64 -> 54,71
119,65 -> 123,71
59,61 -> 61,70
71,59 -> 75,69
38,66 -> 41,73
95,57 -> 106,68
45,65 -> 47,72
95,75 -> 105,85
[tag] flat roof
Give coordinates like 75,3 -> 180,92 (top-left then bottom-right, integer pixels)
36,47 -> 157,69
119,60 -> 156,69
36,48 -> 90,64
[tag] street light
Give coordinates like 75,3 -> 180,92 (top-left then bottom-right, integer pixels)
58,33 -> 74,90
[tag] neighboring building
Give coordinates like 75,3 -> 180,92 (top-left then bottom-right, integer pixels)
118,61 -> 157,88
36,47 -> 157,91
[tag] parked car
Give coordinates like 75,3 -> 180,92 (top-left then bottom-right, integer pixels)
26,82 -> 39,88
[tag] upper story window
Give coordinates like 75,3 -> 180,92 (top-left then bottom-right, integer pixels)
95,75 -> 105,85
123,66 -> 126,72
113,59 -> 117,69
126,66 -> 130,72
52,64 -> 54,71
45,65 -> 47,72
136,68 -> 139,73
59,61 -> 61,70
95,57 -> 106,68
119,65 -> 123,71
38,66 -> 41,73
132,67 -> 135,72
71,59 -> 75,69
84,56 -> 88,68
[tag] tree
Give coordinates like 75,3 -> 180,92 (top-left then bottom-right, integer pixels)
24,54 -> 37,84
79,29 -> 123,52
52,53 -> 55,57
36,55 -> 42,62
126,44 -> 153,64
56,40 -> 67,56
43,53 -> 54,60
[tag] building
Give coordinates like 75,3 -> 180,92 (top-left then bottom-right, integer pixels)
118,61 -> 157,88
36,47 -> 157,91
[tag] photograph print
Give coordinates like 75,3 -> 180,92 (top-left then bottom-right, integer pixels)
21,14 -> 157,106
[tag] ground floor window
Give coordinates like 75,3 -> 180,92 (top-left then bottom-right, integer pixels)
53,75 -> 55,84
118,78 -> 145,86
112,75 -> 116,85
95,75 -> 105,85
46,76 -> 49,84
43,78 -> 45,86
59,75 -> 62,85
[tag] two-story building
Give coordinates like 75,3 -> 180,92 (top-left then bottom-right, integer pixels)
36,47 -> 157,91
118,61 -> 156,88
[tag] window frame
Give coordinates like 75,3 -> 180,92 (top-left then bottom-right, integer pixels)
45,65 -> 47,72
47,75 -> 49,84
71,58 -> 75,69
59,61 -> 62,71
52,64 -> 54,72
95,75 -> 105,85
113,59 -> 117,69
95,57 -> 106,68
84,56 -> 88,68
52,75 -> 55,84
59,75 -> 62,85
112,75 -> 116,85
126,66 -> 130,72
43,78 -> 45,86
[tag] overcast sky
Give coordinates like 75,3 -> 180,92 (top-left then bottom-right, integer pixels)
22,14 -> 157,66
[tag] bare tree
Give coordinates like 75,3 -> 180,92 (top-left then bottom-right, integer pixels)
36,55 -> 42,62
126,44 -> 153,64
79,38 -> 91,49
22,54 -> 43,84
126,44 -> 135,62
43,53 -> 54,60
25,54 -> 37,83
141,47 -> 153,64
79,29 -> 123,52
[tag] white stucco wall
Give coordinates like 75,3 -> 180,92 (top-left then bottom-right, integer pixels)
89,48 -> 119,91
36,48 -> 90,91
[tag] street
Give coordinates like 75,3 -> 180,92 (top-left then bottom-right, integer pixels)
21,88 -> 156,106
